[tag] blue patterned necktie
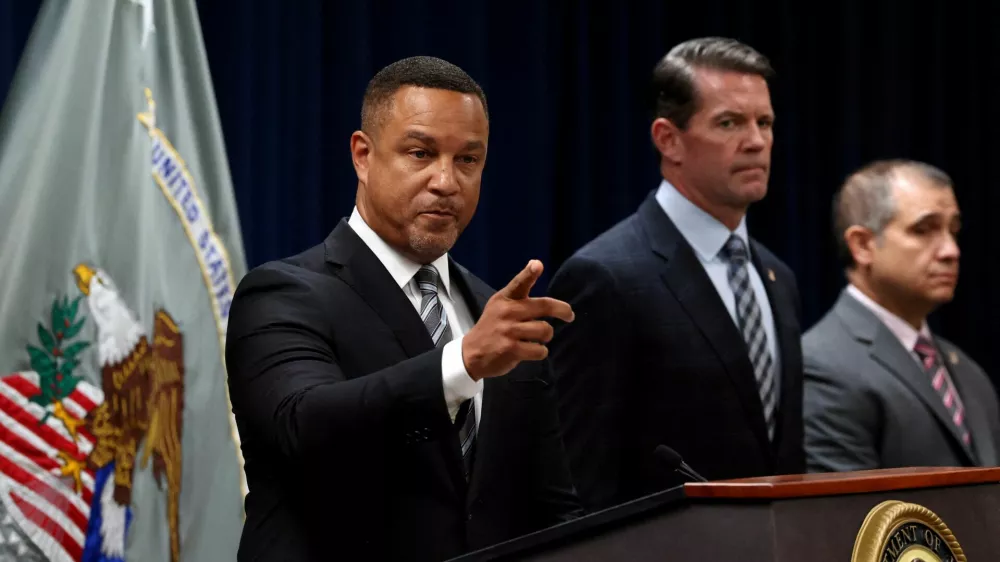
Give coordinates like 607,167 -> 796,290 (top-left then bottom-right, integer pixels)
719,236 -> 778,441
414,265 -> 477,479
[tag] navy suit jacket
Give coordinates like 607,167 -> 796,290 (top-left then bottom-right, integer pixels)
548,193 -> 805,511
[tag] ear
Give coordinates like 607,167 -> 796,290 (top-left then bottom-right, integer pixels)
844,225 -> 878,268
651,117 -> 684,164
351,130 -> 373,186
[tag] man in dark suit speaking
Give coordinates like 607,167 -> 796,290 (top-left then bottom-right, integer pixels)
548,37 -> 805,512
225,56 -> 580,561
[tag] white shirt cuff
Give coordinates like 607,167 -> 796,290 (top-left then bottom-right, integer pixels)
442,335 -> 480,421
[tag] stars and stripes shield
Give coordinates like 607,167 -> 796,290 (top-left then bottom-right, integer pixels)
0,371 -> 106,562
0,0 -> 247,559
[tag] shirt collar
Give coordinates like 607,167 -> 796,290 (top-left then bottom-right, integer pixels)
846,284 -> 931,351
654,179 -> 750,263
347,207 -> 452,296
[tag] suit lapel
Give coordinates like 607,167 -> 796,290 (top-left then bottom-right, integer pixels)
836,292 -> 976,465
937,341 -> 992,465
638,197 -> 772,455
324,220 -> 434,359
327,225 -> 501,493
325,221 -> 471,496
748,246 -> 798,452
870,329 -> 976,464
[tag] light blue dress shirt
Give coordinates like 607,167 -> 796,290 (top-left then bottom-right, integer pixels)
654,179 -> 782,387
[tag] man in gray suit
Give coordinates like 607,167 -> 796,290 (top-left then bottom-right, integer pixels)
803,159 -> 1000,472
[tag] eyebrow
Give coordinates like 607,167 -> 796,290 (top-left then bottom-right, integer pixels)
402,131 -> 484,151
403,131 -> 437,147
910,210 -> 962,225
910,211 -> 940,224
712,110 -> 774,121
711,110 -> 741,120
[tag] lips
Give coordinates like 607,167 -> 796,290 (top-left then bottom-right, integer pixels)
420,210 -> 456,218
418,208 -> 460,224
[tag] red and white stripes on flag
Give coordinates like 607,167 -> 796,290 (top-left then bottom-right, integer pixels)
0,371 -> 104,562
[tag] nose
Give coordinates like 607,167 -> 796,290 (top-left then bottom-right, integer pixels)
938,232 -> 960,261
428,157 -> 460,195
743,123 -> 767,152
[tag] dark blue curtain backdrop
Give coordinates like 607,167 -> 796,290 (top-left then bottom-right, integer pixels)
3,1 -> 998,383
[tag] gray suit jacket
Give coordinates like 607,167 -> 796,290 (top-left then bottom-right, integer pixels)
803,289 -> 1000,472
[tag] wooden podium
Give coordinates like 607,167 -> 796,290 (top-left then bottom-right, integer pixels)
449,467 -> 1000,561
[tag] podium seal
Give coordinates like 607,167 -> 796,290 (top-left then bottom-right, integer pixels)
852,500 -> 966,562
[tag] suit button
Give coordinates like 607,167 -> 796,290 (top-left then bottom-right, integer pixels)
467,513 -> 473,521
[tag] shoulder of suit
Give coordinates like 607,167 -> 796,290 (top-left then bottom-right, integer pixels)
801,309 -> 862,370
549,248 -> 623,298
558,215 -> 646,276
802,308 -> 840,342
236,242 -> 330,293
574,212 -> 643,255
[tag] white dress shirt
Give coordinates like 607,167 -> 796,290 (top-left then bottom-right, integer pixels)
654,179 -> 782,377
846,284 -> 932,367
348,207 -> 482,422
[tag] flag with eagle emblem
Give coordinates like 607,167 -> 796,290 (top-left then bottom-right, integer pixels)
0,0 -> 246,560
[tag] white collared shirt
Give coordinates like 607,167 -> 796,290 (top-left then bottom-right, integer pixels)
846,284 -> 932,366
348,207 -> 482,422
654,179 -> 781,376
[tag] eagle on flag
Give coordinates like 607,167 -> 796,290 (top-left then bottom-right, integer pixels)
0,264 -> 184,562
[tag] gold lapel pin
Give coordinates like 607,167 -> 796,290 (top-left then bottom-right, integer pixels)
949,351 -> 959,365
768,269 -> 776,282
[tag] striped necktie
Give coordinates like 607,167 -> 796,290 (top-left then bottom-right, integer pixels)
914,335 -> 973,450
414,265 -> 477,479
720,235 -> 778,441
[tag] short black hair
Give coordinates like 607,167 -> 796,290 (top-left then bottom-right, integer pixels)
652,37 -> 774,130
832,159 -> 954,268
360,56 -> 488,134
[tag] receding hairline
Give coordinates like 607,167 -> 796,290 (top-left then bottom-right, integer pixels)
884,166 -> 959,219
890,163 -> 953,191
689,63 -> 774,101
832,159 -> 955,268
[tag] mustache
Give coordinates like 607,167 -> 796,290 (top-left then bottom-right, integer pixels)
417,201 -> 462,215
732,163 -> 768,172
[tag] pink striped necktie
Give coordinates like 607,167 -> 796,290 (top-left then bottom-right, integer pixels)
913,335 -> 972,448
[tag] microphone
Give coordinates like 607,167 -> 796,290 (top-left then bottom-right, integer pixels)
653,445 -> 708,483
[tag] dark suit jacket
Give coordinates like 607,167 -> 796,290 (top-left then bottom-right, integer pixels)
547,193 -> 805,511
803,289 -> 1000,472
225,220 -> 581,561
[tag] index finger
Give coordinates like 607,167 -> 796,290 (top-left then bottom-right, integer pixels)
521,296 -> 575,323
499,260 -> 543,300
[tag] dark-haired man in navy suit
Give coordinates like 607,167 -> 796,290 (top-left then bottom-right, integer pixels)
548,37 -> 805,511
